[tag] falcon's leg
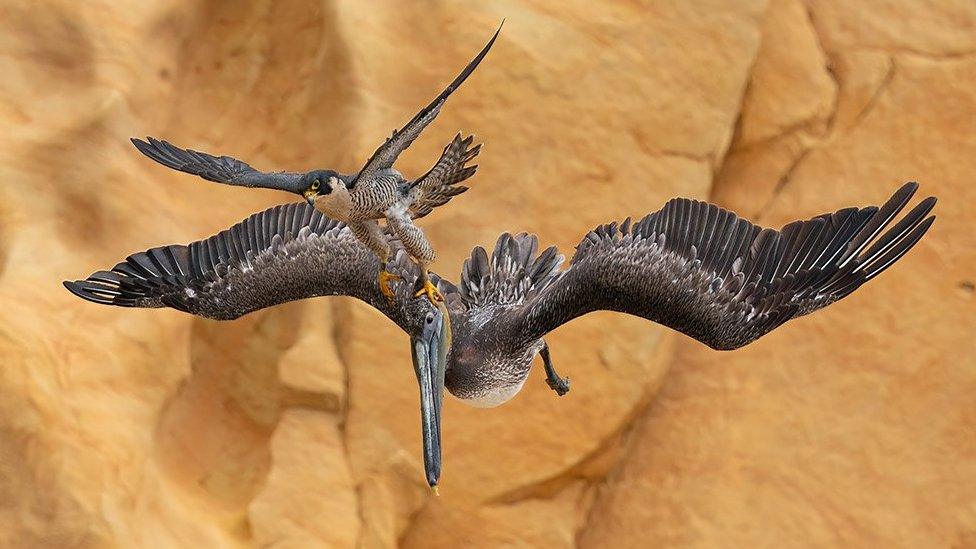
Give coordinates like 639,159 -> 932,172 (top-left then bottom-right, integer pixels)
386,212 -> 442,303
349,221 -> 399,301
409,264 -> 443,304
540,341 -> 570,396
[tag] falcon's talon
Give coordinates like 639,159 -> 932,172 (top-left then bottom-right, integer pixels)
379,270 -> 401,302
415,279 -> 444,303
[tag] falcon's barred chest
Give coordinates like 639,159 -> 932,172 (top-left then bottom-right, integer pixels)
348,171 -> 410,221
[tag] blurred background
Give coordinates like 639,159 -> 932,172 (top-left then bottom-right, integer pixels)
1,1 -> 974,547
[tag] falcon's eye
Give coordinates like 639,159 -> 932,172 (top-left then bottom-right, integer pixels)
310,179 -> 320,191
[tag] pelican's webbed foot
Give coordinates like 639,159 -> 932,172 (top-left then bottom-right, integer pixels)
540,342 -> 570,396
379,270 -> 401,303
414,274 -> 444,304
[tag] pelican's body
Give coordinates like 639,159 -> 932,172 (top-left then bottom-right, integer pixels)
65,183 -> 936,487
445,331 -> 544,408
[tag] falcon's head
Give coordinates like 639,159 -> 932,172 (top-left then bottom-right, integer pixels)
300,170 -> 346,205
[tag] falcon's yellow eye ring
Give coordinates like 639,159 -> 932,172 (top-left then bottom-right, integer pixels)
310,180 -> 320,192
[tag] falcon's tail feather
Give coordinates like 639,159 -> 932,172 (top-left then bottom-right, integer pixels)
408,133 -> 481,219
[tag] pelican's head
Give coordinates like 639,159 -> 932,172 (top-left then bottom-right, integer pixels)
404,298 -> 452,490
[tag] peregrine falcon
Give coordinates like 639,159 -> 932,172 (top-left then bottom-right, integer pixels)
65,182 -> 936,488
130,24 -> 501,304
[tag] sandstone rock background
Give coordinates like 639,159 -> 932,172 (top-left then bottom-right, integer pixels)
0,0 -> 973,547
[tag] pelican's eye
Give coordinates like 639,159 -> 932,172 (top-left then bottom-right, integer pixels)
310,179 -> 320,192
426,314 -> 434,325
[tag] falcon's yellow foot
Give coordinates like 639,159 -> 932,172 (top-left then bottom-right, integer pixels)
379,270 -> 401,302
414,277 -> 444,303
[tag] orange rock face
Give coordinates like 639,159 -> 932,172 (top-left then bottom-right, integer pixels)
1,1 -> 973,547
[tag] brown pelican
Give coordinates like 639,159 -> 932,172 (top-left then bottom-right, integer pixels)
64,182 -> 936,488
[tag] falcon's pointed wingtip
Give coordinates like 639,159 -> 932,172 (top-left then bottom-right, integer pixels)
463,19 -> 503,78
487,19 -> 504,48
475,21 -> 502,62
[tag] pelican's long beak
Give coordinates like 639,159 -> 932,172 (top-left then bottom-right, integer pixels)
411,301 -> 451,490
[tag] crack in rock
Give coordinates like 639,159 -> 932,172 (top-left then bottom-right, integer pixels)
717,3 -> 841,219
804,4 -> 841,135
754,148 -> 812,221
860,46 -> 976,62
573,354 -> 677,547
851,57 -> 896,127
628,126 -> 714,165
486,374 -> 663,506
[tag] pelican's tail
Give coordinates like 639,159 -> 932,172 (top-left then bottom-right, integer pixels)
459,233 -> 565,307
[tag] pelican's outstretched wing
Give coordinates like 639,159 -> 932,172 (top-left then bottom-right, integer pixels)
510,183 -> 936,350
350,23 -> 500,189
64,203 -> 420,328
131,137 -> 306,194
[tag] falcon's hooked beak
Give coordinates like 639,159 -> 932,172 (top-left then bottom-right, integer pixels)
302,189 -> 317,206
411,301 -> 451,492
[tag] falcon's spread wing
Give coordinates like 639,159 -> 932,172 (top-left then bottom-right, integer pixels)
350,24 -> 500,189
131,137 -> 306,194
64,203 -> 421,328
498,183 -> 935,350
409,133 -> 481,219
